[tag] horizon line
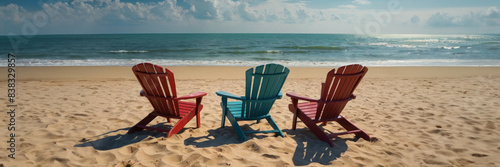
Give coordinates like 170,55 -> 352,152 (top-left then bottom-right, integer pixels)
2,32 -> 499,36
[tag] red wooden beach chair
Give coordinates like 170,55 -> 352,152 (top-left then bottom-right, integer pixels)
127,63 -> 207,137
286,64 -> 370,147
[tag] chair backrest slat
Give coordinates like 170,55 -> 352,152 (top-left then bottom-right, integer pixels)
243,64 -> 289,118
317,64 -> 367,120
132,63 -> 179,117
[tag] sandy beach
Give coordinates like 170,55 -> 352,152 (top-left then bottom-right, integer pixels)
1,66 -> 499,167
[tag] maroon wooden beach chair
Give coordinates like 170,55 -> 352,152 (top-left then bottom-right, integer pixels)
127,63 -> 207,137
286,64 -> 370,147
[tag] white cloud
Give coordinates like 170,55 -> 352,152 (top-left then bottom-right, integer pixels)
482,7 -> 500,26
426,7 -> 500,27
339,5 -> 357,9
1,0 -> 329,27
39,0 -> 183,24
184,0 -> 220,20
0,0 -> 374,34
149,0 -> 186,21
2,0 -> 498,34
330,14 -> 341,21
237,2 -> 261,21
0,4 -> 29,23
410,15 -> 420,24
352,0 -> 371,5
296,9 -> 308,20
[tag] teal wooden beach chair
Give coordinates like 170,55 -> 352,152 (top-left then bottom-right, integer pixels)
216,63 -> 290,141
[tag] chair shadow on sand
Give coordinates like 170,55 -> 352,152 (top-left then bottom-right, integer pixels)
76,123 -> 356,165
184,123 -> 356,166
283,128 -> 359,166
74,123 -> 189,151
184,122 -> 264,147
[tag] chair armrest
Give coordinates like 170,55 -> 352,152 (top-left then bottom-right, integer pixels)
286,93 -> 319,102
176,92 -> 208,100
287,93 -> 356,103
277,91 -> 283,99
216,91 -> 245,100
322,95 -> 356,103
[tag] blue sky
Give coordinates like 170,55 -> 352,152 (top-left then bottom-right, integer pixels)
1,0 -> 499,35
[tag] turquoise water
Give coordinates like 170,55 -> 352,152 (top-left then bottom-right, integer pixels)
1,33 -> 499,66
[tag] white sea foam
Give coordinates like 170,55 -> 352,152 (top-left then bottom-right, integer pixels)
4,58 -> 500,67
368,42 -> 389,46
442,46 -> 460,50
109,50 -> 148,53
266,50 -> 282,53
405,39 -> 440,43
367,43 -> 418,48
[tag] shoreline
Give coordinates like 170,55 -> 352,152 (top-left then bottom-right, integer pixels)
1,66 -> 500,81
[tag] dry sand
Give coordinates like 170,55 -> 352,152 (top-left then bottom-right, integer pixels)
0,66 -> 499,167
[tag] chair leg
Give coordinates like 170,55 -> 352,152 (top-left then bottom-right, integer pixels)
128,113 -> 157,134
196,110 -> 201,128
266,116 -> 284,137
167,109 -> 196,138
297,110 -> 334,147
221,107 -> 227,128
336,116 -> 370,141
220,100 -> 228,128
196,105 -> 203,128
225,112 -> 247,141
288,104 -> 298,130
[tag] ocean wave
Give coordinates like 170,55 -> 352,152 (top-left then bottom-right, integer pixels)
366,43 -> 418,48
265,50 -> 282,53
276,46 -> 346,50
488,46 -> 500,50
363,59 -> 500,66
441,46 -> 460,50
110,49 -> 203,53
485,41 -> 500,44
404,39 -> 440,43
224,47 -> 246,50
109,50 -> 148,53
251,57 -> 277,61
219,50 -> 283,54
5,58 -> 500,67
149,48 -> 202,52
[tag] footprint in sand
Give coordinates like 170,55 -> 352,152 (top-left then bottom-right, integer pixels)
245,142 -> 262,152
118,160 -> 135,167
423,159 -> 447,165
450,158 -> 475,166
74,113 -> 88,117
449,148 -> 468,153
485,121 -> 495,129
163,155 -> 182,163
436,150 -> 455,157
262,154 -> 280,159
420,112 -> 434,117
471,153 -> 488,157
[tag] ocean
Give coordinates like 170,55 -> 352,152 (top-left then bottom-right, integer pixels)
1,33 -> 499,67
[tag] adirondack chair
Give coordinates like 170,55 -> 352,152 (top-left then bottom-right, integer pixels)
216,63 -> 290,141
127,63 -> 207,137
286,64 -> 370,147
